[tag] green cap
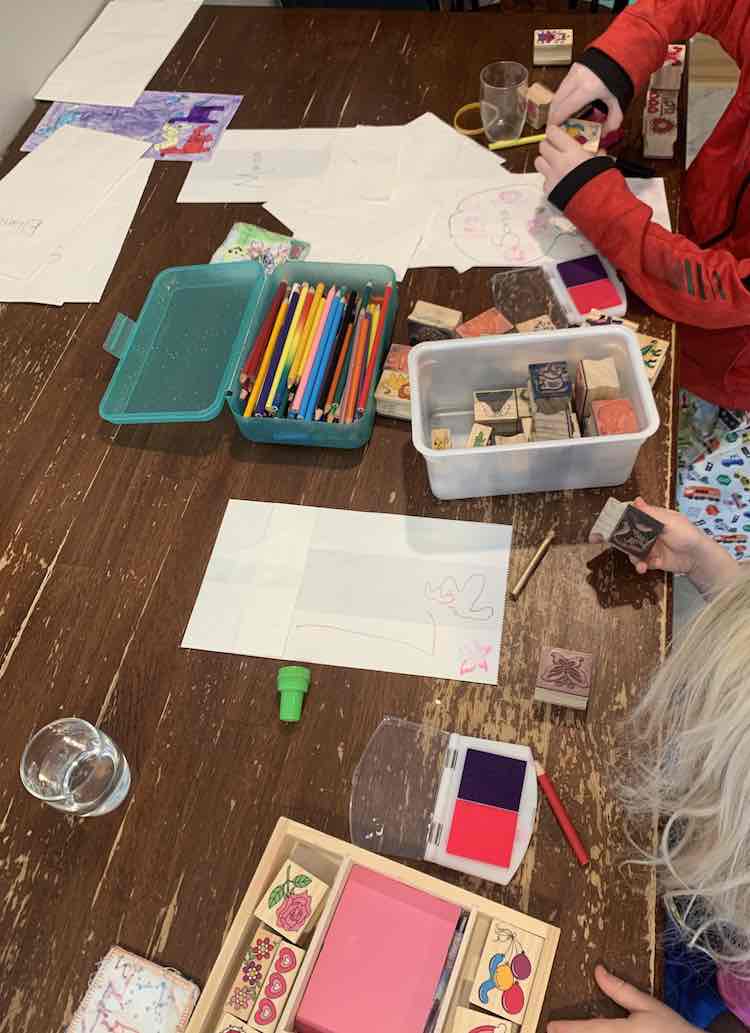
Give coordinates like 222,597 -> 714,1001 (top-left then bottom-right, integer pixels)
277,666 -> 310,722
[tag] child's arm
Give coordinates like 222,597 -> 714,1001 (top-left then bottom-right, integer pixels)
550,0 -> 745,128
589,497 -> 741,597
535,128 -> 750,331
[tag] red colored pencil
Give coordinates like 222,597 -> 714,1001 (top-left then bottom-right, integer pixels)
240,280 -> 286,385
357,282 -> 393,415
535,761 -> 589,866
344,316 -> 369,424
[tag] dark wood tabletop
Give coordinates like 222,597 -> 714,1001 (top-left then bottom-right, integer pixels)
0,7 -> 684,1031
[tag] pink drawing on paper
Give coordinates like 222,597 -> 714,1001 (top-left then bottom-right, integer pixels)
459,641 -> 493,676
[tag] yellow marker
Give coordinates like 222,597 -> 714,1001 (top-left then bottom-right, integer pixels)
489,132 -> 546,151
244,293 -> 289,417
291,282 -> 324,385
266,282 -> 309,412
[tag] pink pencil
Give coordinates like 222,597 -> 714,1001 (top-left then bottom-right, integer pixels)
291,286 -> 335,416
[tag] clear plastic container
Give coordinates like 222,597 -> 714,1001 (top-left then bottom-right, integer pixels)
408,325 -> 660,500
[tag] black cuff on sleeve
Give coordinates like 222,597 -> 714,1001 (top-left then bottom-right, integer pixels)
578,47 -> 634,113
548,156 -> 615,211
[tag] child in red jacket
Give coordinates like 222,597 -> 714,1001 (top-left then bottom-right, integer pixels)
536,0 -> 750,560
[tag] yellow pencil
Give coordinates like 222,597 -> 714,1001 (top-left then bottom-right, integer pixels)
291,282 -> 324,385
266,282 -> 309,412
489,132 -> 546,151
244,293 -> 289,417
368,303 -> 380,360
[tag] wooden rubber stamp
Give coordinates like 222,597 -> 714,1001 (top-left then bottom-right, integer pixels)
469,919 -> 545,1022
516,314 -> 558,333
468,423 -> 493,447
450,1006 -> 509,1033
590,497 -> 664,559
473,389 -> 520,435
529,361 -> 572,414
526,82 -> 555,130
432,427 -> 453,450
254,861 -> 329,944
561,118 -> 601,154
407,300 -> 462,343
534,646 -> 593,711
249,943 -> 305,1033
225,928 -> 282,1022
637,333 -> 670,384
589,398 -> 638,435
215,1013 -> 249,1033
574,357 -> 620,423
456,308 -> 513,337
649,44 -> 686,90
533,28 -> 573,66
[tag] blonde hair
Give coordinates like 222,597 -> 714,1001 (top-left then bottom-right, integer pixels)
621,571 -> 750,969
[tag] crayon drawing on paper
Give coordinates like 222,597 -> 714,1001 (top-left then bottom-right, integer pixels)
181,501 -> 512,683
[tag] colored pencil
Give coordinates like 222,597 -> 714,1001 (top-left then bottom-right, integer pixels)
357,283 -> 392,415
510,531 -> 555,599
254,285 -> 301,416
489,132 -> 546,151
535,761 -> 589,866
343,313 -> 369,424
271,286 -> 315,415
325,323 -> 354,420
335,310 -> 362,423
291,282 -> 325,386
304,292 -> 347,421
317,291 -> 357,419
297,289 -> 342,420
267,282 -> 309,413
292,286 -> 335,416
353,308 -> 372,419
243,289 -> 290,417
240,280 -> 286,386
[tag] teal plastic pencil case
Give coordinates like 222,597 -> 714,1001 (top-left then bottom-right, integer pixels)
99,259 -> 399,449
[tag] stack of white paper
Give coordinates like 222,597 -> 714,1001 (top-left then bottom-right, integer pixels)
0,126 -> 152,304
36,0 -> 203,108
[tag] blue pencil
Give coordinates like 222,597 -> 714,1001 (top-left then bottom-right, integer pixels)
253,285 -> 300,416
303,292 -> 347,421
296,291 -> 341,420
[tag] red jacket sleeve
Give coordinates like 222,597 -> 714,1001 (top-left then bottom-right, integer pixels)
555,164 -> 750,330
581,0 -> 748,106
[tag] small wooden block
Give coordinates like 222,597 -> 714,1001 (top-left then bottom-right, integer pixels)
534,646 -> 593,711
469,918 -> 546,1022
432,427 -> 453,450
609,503 -> 665,559
637,333 -> 670,385
533,28 -> 573,66
225,928 -> 282,1021
644,87 -> 678,120
590,497 -> 628,542
526,82 -> 555,130
408,300 -> 463,343
561,118 -> 601,154
590,398 -> 638,435
532,407 -> 575,441
516,314 -> 557,333
215,1013 -> 249,1033
529,361 -> 572,414
473,389 -> 519,434
456,308 -> 513,337
253,861 -> 329,944
516,387 -> 532,419
451,1005 -> 509,1033
468,423 -> 493,447
248,943 -> 306,1033
643,113 -> 677,159
649,44 -> 686,90
574,357 -> 620,423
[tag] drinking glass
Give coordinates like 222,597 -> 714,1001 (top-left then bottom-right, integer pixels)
480,61 -> 529,143
20,717 -> 131,816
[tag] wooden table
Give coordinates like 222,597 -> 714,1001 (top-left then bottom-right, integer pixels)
0,8 -> 683,1031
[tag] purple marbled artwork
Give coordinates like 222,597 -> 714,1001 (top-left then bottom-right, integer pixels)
22,91 -> 243,162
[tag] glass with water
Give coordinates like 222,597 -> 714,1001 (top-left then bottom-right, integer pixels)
480,61 -> 529,142
20,717 -> 131,816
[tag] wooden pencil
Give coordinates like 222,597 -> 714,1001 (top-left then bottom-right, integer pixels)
240,280 -> 287,386
303,292 -> 346,421
244,289 -> 289,417
292,286 -> 335,416
325,322 -> 354,419
290,282 -> 325,386
356,282 -> 392,415
254,284 -> 301,416
343,314 -> 369,424
266,282 -> 309,413
316,291 -> 357,419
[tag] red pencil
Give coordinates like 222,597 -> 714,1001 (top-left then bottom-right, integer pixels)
240,280 -> 287,385
357,283 -> 393,415
535,761 -> 589,866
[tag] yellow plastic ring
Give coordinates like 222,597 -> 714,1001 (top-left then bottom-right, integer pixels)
453,102 -> 484,137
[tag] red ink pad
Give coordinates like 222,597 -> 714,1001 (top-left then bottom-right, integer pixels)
567,279 -> 621,315
446,798 -> 518,867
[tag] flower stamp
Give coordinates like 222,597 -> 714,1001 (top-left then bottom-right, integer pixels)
254,860 -> 329,944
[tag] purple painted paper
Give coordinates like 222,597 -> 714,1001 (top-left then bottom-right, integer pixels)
22,91 -> 243,162
557,254 -> 608,288
457,749 -> 527,812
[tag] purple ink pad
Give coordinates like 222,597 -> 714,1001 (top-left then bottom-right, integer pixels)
456,749 -> 527,812
557,255 -> 608,288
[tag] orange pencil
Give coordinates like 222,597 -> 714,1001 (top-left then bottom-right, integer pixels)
338,315 -> 363,423
344,315 -> 369,424
357,283 -> 392,415
323,322 -> 353,416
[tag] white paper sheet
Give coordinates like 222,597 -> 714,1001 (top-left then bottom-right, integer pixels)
0,126 -> 149,281
182,501 -> 513,684
36,0 -> 202,108
0,160 -> 154,304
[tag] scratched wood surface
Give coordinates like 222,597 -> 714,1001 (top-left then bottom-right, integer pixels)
0,8 -> 683,1033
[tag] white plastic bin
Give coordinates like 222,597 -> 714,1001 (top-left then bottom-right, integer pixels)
408,326 -> 660,500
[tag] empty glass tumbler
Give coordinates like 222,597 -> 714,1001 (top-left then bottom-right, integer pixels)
480,61 -> 529,143
20,717 -> 131,816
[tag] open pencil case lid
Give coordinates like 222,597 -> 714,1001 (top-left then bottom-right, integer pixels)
99,259 -> 398,449
350,716 -> 537,885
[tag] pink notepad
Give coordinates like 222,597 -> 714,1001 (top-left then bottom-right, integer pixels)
295,865 -> 461,1033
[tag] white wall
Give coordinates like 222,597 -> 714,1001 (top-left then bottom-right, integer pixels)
0,0 -> 107,155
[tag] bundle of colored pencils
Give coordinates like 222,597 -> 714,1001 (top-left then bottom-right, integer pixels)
238,279 -> 393,423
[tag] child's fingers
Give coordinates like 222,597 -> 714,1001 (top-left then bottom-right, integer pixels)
545,125 -> 579,154
534,155 -> 552,182
548,83 -> 592,126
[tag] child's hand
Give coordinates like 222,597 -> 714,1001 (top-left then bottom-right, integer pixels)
549,965 -> 699,1033
548,64 -> 624,135
535,127 -> 597,196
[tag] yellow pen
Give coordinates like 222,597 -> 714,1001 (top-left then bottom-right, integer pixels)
244,293 -> 289,417
266,282 -> 309,412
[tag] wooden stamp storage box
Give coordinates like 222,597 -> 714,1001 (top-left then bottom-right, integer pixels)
187,818 -> 559,1033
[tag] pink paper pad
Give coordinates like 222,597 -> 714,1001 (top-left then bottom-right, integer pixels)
294,865 -> 460,1033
